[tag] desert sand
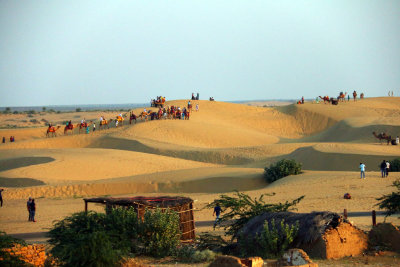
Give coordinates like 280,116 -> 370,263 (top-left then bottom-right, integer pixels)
0,97 -> 400,239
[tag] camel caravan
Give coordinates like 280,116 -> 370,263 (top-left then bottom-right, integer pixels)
45,96 -> 196,137
318,91 -> 364,105
137,101 -> 194,122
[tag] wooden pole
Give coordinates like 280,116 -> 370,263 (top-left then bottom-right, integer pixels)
84,201 -> 88,213
344,209 -> 348,219
372,210 -> 376,226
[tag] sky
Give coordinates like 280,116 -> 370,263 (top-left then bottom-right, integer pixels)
0,0 -> 399,107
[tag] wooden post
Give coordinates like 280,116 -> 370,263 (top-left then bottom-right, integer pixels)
84,200 -> 88,213
344,209 -> 348,219
372,210 -> 376,226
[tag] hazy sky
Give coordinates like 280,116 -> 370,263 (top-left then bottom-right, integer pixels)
1,1 -> 399,106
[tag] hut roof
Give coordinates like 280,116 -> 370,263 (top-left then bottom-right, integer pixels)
239,211 -> 346,246
84,196 -> 193,208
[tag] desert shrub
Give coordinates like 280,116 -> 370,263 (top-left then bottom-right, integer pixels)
239,219 -> 299,258
137,208 -> 181,257
388,158 -> 400,172
48,211 -> 123,267
29,119 -> 40,124
103,207 -> 138,252
76,108 -> 82,112
206,191 -> 304,238
27,110 -> 36,114
0,231 -> 29,267
13,111 -> 19,114
264,159 -> 302,183
176,246 -> 216,263
376,179 -> 400,218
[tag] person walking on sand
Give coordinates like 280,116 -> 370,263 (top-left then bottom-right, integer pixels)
386,160 -> 390,177
27,197 -> 32,221
0,188 -> 4,207
380,160 -> 386,178
213,203 -> 222,230
359,162 -> 366,179
2,137 -> 5,143
29,198 -> 36,222
92,123 -> 96,132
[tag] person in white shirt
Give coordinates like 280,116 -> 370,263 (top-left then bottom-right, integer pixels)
386,161 -> 390,177
396,136 -> 399,145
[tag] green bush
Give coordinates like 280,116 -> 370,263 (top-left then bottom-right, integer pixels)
376,179 -> 400,218
264,159 -> 302,183
239,219 -> 299,258
103,207 -> 139,252
138,208 -> 181,257
48,211 -> 123,267
176,245 -> 216,263
389,158 -> 400,172
48,208 -> 182,265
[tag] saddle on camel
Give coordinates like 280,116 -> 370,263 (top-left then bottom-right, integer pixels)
64,121 -> 76,135
46,125 -> 61,137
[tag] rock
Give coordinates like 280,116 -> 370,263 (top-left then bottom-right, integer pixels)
240,256 -> 264,267
279,249 -> 318,267
209,255 -> 246,267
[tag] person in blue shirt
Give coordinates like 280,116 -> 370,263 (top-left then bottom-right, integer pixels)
359,163 -> 366,179
213,203 -> 222,230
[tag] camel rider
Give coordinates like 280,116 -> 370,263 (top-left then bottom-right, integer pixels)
100,116 -> 103,124
68,120 -> 72,127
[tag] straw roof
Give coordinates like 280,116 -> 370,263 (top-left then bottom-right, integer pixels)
84,196 -> 193,208
239,211 -> 345,246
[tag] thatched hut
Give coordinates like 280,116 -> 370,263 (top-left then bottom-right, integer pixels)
84,196 -> 195,241
239,211 -> 367,259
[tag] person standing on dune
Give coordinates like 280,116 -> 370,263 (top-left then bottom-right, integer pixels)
0,188 -> 4,207
213,203 -> 222,230
27,197 -> 32,221
359,162 -> 366,179
380,160 -> 386,178
29,198 -> 36,222
385,160 -> 390,177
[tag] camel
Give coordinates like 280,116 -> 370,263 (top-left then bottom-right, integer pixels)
79,121 -> 93,134
360,93 -> 364,99
372,132 -> 392,145
64,123 -> 78,135
116,115 -> 124,126
337,92 -> 347,102
138,111 -> 150,121
46,126 -> 61,137
319,96 -> 330,104
129,113 -> 137,124
353,91 -> 357,101
99,119 -> 112,130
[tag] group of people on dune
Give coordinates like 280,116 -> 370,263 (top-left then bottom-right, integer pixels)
2,136 -> 15,143
151,96 -> 166,107
136,100 -> 199,122
317,91 -> 365,104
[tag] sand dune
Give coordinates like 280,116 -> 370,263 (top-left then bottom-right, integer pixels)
1,97 -> 400,238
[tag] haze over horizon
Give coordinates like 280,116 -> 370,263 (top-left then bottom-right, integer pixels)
1,0 -> 399,106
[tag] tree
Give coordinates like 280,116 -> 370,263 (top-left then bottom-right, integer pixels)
376,180 -> 400,219
206,191 -> 304,238
76,108 -> 82,112
42,107 -> 46,112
